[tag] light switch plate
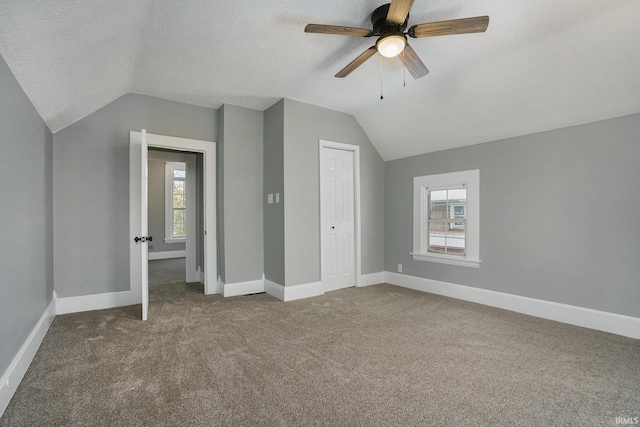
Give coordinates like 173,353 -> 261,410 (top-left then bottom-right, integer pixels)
267,194 -> 273,204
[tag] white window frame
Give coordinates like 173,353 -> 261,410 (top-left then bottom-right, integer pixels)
412,169 -> 481,268
164,162 -> 186,243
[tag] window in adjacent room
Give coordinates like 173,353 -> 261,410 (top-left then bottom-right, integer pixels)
165,162 -> 186,243
412,169 -> 480,268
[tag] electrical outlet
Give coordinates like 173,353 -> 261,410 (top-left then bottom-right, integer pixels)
276,193 -> 280,203
398,264 -> 403,273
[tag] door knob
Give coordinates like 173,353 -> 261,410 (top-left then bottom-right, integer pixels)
134,236 -> 153,243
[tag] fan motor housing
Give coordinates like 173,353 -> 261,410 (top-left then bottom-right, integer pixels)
371,3 -> 409,35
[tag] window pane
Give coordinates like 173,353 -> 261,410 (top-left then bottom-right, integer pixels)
430,189 -> 448,201
173,180 -> 185,195
428,220 -> 466,255
447,188 -> 466,220
446,223 -> 466,255
428,221 -> 448,254
451,205 -> 466,219
173,181 -> 185,208
448,188 -> 466,203
450,204 -> 466,228
429,190 -> 448,220
173,209 -> 186,238
173,194 -> 186,208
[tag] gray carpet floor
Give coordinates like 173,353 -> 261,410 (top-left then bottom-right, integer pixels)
2,258 -> 639,426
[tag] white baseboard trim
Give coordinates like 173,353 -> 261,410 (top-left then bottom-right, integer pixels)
196,268 -> 205,287
284,281 -> 324,302
56,290 -> 139,315
358,272 -> 384,287
384,272 -> 640,340
223,279 -> 264,298
210,279 -> 223,296
264,279 -> 324,302
1,298 -> 56,417
185,267 -> 199,284
267,279 -> 369,302
264,279 -> 285,301
148,250 -> 185,260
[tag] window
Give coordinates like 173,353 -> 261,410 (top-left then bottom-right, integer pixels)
165,162 -> 186,243
413,170 -> 480,268
426,188 -> 467,255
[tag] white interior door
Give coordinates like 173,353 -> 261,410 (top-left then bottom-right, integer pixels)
321,147 -> 355,292
130,130 -> 149,320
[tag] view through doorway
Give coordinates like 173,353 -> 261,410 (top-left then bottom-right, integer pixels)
148,258 -> 203,301
147,149 -> 201,301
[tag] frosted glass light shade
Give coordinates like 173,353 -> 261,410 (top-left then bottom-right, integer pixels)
376,35 -> 406,58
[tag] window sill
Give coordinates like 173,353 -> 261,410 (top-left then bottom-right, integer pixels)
164,238 -> 185,244
411,253 -> 481,268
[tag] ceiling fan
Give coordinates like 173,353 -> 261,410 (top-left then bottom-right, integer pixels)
305,0 -> 489,79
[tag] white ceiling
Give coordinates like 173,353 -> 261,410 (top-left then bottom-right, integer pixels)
1,0 -> 639,160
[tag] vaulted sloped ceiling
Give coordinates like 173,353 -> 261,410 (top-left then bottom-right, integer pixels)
1,0 -> 639,160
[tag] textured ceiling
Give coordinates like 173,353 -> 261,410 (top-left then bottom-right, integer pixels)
1,0 -> 639,160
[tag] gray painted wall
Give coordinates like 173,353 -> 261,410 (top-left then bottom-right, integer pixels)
283,99 -> 385,286
0,55 -> 53,376
147,150 -> 195,253
218,104 -> 264,284
385,113 -> 640,318
263,100 -> 285,285
53,94 -> 217,297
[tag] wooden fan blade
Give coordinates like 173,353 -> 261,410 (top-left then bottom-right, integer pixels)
400,44 -> 429,79
409,16 -> 489,38
305,24 -> 372,37
335,47 -> 377,78
387,0 -> 414,25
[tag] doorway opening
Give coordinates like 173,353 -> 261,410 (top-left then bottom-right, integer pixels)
147,149 -> 201,300
130,131 -> 217,321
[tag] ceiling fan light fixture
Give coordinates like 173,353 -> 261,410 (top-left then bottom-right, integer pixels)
376,34 -> 406,58
305,0 -> 488,79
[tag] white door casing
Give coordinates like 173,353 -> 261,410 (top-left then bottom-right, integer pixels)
130,131 -> 218,321
320,142 -> 359,292
130,130 -> 150,320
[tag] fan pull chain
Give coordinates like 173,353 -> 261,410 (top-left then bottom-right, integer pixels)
380,55 -> 384,100
403,49 -> 406,87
